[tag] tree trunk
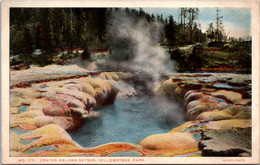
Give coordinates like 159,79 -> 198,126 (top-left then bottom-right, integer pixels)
190,12 -> 193,44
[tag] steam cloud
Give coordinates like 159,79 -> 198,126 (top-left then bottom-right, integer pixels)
155,99 -> 185,126
106,10 -> 174,86
105,11 -> 184,125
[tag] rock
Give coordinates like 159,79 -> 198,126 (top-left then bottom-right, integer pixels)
196,106 -> 251,121
18,124 -> 78,153
86,111 -> 100,118
110,72 -> 120,81
179,81 -> 202,91
139,132 -> 197,151
154,78 -> 178,98
67,98 -> 86,109
10,113 -> 57,131
99,72 -> 113,80
10,88 -> 40,100
10,107 -> 19,114
63,84 -> 82,91
184,91 -> 204,109
204,119 -> 251,130
28,99 -> 48,111
55,88 -> 96,108
186,105 -> 208,120
9,67 -> 252,157
144,73 -> 251,157
10,63 -> 30,70
10,131 -> 25,154
199,127 -> 251,156
196,110 -> 233,121
227,75 -> 251,86
99,72 -> 120,81
94,85 -> 118,106
174,86 -> 186,99
12,110 -> 44,119
168,121 -> 194,133
185,94 -> 230,120
10,75 -> 120,132
186,100 -> 201,112
39,94 -> 88,131
10,64 -> 90,87
116,72 -> 134,80
183,90 -> 196,101
81,83 -> 95,96
43,100 -> 69,117
212,90 -> 249,105
111,80 -> 137,98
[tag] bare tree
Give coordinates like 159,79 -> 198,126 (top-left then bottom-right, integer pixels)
216,8 -> 224,42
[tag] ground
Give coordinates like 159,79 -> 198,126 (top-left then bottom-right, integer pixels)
9,64 -> 252,157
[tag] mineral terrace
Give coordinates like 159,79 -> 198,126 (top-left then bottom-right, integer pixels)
10,65 -> 251,157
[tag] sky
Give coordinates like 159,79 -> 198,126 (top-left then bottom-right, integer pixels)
140,8 -> 251,39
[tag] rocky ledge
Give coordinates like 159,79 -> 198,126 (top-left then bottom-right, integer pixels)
9,65 -> 251,157
10,65 -> 137,156
140,73 -> 251,157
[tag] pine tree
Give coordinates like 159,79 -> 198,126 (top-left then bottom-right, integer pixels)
206,23 -> 215,40
187,8 -> 199,43
22,28 -> 33,58
36,8 -> 56,52
165,16 -> 177,43
46,9 -> 56,52
53,9 -> 67,50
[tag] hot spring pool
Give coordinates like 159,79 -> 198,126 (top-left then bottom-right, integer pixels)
69,96 -> 184,148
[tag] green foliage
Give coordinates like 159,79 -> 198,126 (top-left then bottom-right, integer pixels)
169,46 -> 203,71
228,42 -> 251,69
46,9 -> 56,52
10,7 -> 210,67
187,8 -> 199,43
22,28 -> 34,57
198,42 -> 251,70
171,42 -> 251,72
178,8 -> 204,44
206,23 -> 215,39
170,48 -> 185,70
31,53 -> 57,67
10,26 -> 24,55
165,16 -> 177,43
206,8 -> 226,42
207,41 -> 228,48
10,8 -> 208,54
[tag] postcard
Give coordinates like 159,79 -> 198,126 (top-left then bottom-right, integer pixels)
1,0 -> 259,164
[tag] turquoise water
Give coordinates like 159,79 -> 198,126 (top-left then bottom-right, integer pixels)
18,106 -> 28,114
213,83 -> 235,90
24,146 -> 56,154
174,151 -> 201,157
183,122 -> 206,142
20,138 -> 38,145
10,127 -> 29,134
69,96 -> 184,148
107,151 -> 141,157
39,84 -> 48,89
